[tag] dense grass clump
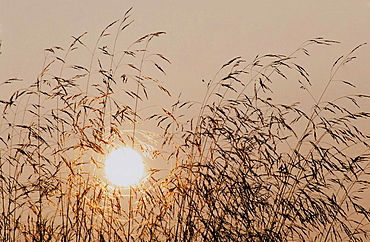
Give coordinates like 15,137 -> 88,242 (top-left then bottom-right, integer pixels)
1,9 -> 370,241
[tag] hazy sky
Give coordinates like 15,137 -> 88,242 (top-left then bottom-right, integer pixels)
1,0 -> 370,102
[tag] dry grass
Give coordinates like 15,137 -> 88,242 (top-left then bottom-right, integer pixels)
1,9 -> 370,241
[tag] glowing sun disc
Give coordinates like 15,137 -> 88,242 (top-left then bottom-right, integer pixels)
104,147 -> 145,187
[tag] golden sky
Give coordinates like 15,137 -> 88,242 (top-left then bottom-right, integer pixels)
0,0 -> 369,102
1,3 -> 370,239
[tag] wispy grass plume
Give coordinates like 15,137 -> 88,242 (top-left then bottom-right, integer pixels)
0,9 -> 369,242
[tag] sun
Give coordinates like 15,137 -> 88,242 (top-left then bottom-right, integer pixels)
104,147 -> 145,187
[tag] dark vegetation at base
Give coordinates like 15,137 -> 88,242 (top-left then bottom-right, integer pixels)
1,9 -> 370,241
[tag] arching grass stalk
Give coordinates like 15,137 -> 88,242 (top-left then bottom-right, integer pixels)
1,10 -> 370,241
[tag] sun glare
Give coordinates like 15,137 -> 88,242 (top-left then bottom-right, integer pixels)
104,147 -> 145,187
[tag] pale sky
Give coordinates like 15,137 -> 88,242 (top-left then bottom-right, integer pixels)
1,0 -> 370,103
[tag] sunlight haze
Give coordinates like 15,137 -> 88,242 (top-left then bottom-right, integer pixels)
1,1 -> 370,240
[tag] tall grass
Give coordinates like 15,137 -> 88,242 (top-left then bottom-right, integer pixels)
1,9 -> 370,241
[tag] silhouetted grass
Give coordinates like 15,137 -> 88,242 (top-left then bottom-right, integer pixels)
1,9 -> 370,241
